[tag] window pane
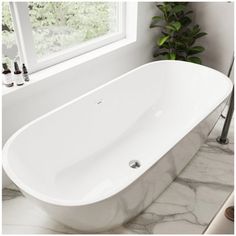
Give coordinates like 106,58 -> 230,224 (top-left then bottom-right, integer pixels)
2,2 -> 19,64
28,2 -> 120,59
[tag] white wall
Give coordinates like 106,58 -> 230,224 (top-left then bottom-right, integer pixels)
190,2 -> 234,75
2,2 -> 234,187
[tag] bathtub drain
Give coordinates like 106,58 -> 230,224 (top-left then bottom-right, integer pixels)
129,160 -> 141,169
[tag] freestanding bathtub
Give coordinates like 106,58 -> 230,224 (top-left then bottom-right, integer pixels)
3,61 -> 232,232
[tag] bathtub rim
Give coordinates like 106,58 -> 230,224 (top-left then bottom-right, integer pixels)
2,60 -> 233,207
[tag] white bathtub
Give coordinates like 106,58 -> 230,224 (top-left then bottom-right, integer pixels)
3,61 -> 232,232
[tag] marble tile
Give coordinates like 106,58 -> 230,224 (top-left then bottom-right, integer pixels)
2,114 -> 234,234
2,196 -> 79,234
106,116 -> 234,234
2,184 -> 22,201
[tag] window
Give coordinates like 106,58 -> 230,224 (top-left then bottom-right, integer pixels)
28,2 -> 121,59
2,2 -> 126,73
2,2 -> 19,65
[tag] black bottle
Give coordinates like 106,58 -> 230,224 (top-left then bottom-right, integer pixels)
2,63 -> 14,87
22,63 -> 29,82
14,62 -> 24,86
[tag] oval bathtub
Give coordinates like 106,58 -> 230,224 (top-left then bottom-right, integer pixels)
3,61 -> 232,232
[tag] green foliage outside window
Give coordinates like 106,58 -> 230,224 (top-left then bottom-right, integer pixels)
2,2 -> 118,60
2,3 -> 16,50
28,2 -> 118,58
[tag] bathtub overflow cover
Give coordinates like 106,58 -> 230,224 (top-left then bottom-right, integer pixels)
129,160 -> 141,169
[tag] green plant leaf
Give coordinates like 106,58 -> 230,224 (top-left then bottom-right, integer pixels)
169,53 -> 176,60
180,16 -> 192,27
172,4 -> 186,13
156,4 -> 166,14
152,16 -> 163,22
150,24 -> 164,29
158,35 -> 170,46
192,24 -> 201,35
188,46 -> 205,55
166,25 -> 177,31
160,43 -> 170,49
170,21 -> 181,31
166,4 -> 172,12
187,56 -> 202,64
177,55 -> 186,61
153,50 -> 168,57
150,16 -> 163,27
194,32 -> 207,39
175,41 -> 187,50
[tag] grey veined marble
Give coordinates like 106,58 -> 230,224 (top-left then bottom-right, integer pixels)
2,115 -> 234,234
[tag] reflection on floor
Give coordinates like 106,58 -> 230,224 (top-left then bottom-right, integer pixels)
2,114 -> 234,234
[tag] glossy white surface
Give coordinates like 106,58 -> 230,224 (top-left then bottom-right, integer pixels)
2,113 -> 234,234
2,61 -> 232,232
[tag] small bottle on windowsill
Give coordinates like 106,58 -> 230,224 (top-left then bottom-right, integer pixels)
14,61 -> 24,86
22,63 -> 30,82
2,63 -> 14,87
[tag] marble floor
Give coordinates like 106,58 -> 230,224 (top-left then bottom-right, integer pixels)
2,114 -> 234,234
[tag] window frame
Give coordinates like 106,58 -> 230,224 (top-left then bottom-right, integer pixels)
9,2 -> 126,73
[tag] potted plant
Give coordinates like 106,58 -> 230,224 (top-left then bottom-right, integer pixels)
150,2 -> 207,64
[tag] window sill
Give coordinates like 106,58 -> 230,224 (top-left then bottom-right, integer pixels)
2,37 -> 136,98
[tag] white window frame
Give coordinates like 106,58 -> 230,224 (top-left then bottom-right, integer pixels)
9,2 -> 126,73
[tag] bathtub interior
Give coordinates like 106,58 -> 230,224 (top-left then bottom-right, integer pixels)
3,61 -> 232,205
